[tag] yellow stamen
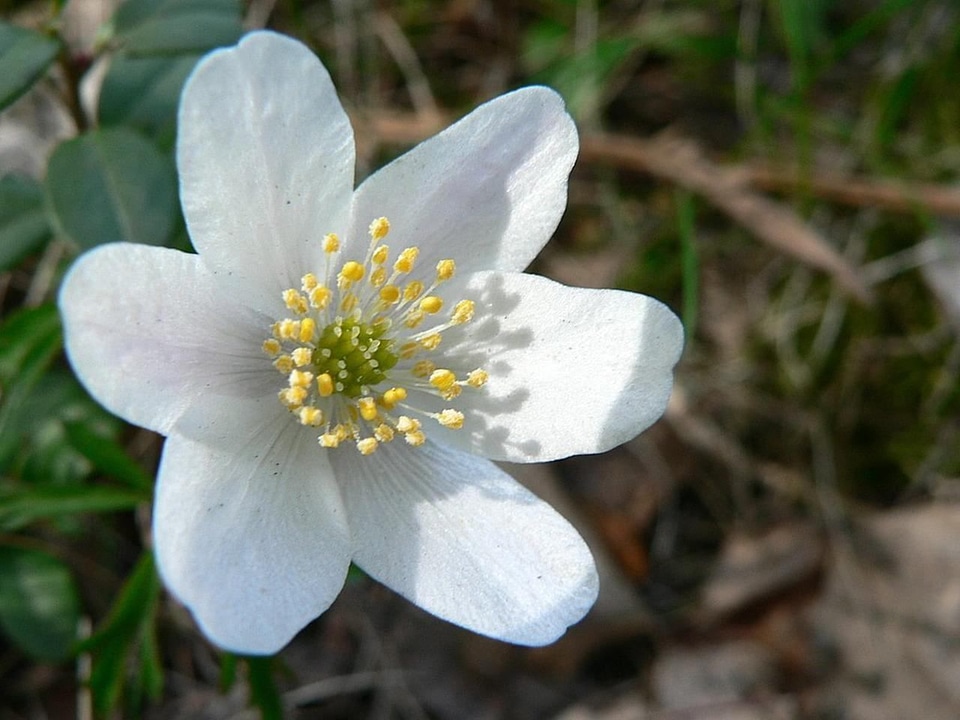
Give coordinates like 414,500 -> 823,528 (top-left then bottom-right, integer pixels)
374,424 -> 395,442
369,217 -> 391,240
396,416 -> 420,434
274,355 -> 294,373
381,387 -> 407,409
403,280 -> 424,301
319,432 -> 341,448
357,437 -> 379,455
436,259 -> 455,281
429,369 -> 457,393
310,286 -> 332,309
435,409 -> 464,429
420,332 -> 442,350
404,310 -> 425,329
262,339 -> 281,356
339,261 -> 365,284
283,289 -> 308,314
405,430 -> 426,446
317,373 -> 334,397
370,267 -> 387,287
372,244 -> 389,265
323,233 -> 340,253
419,296 -> 443,314
292,347 -> 313,367
411,360 -> 436,378
301,273 -> 318,291
358,397 -> 379,422
452,299 -> 475,324
298,406 -> 324,426
299,317 -> 316,343
379,285 -> 401,304
289,369 -> 314,388
467,369 -> 489,388
395,247 -> 419,273
279,386 -> 307,409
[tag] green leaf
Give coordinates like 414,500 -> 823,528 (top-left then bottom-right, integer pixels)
0,22 -> 61,111
111,0 -> 242,56
45,128 -> 177,249
0,175 -> 51,270
246,656 -> 284,720
98,53 -> 199,141
82,552 -> 162,717
0,484 -> 147,531
63,421 -> 153,491
0,303 -> 60,385
0,546 -> 80,661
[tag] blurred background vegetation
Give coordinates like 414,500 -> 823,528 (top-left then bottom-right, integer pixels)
2,0 -> 960,717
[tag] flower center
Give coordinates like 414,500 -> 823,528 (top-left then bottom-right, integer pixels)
261,217 -> 487,455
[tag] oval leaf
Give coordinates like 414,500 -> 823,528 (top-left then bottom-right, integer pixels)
45,128 -> 177,249
0,22 -> 61,111
0,175 -> 51,270
98,54 -> 199,141
111,0 -> 242,56
0,546 -> 80,661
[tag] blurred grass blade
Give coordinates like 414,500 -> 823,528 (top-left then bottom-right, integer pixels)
63,421 -> 153,491
0,22 -> 60,110
0,545 -> 80,661
246,655 -> 284,720
0,485 -> 147,531
0,175 -> 52,271
81,552 -> 162,717
45,128 -> 177,249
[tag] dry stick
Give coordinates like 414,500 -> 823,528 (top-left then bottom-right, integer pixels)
580,133 -> 874,304
744,163 -> 960,217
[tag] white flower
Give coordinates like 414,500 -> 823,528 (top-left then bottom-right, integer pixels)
58,31 -> 683,655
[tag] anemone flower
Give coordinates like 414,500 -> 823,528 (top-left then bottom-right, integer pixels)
59,31 -> 683,654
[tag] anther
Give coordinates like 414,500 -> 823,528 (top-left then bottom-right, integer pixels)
435,409 -> 464,429
323,233 -> 340,253
395,247 -> 419,273
369,217 -> 391,240
436,259 -> 455,281
452,299 -> 475,324
467,369 -> 489,388
292,348 -> 313,367
419,296 -> 443,314
429,369 -> 457,392
358,397 -> 379,421
372,244 -> 389,265
317,373 -> 334,397
357,437 -> 379,455
339,261 -> 365,284
262,339 -> 281,356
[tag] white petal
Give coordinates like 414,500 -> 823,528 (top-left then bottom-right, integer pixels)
348,87 -> 577,275
426,271 -> 684,462
155,396 -> 351,654
331,441 -> 597,645
177,31 -> 356,314
58,243 -> 271,436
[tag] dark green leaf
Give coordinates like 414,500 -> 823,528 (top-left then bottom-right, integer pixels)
82,552 -> 161,717
246,656 -> 284,720
63,421 -> 153,491
0,484 -> 147,531
45,128 -> 177,249
0,175 -> 51,270
112,0 -> 242,56
99,53 -> 199,141
0,22 -> 61,111
0,546 -> 80,660
0,304 -> 60,385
